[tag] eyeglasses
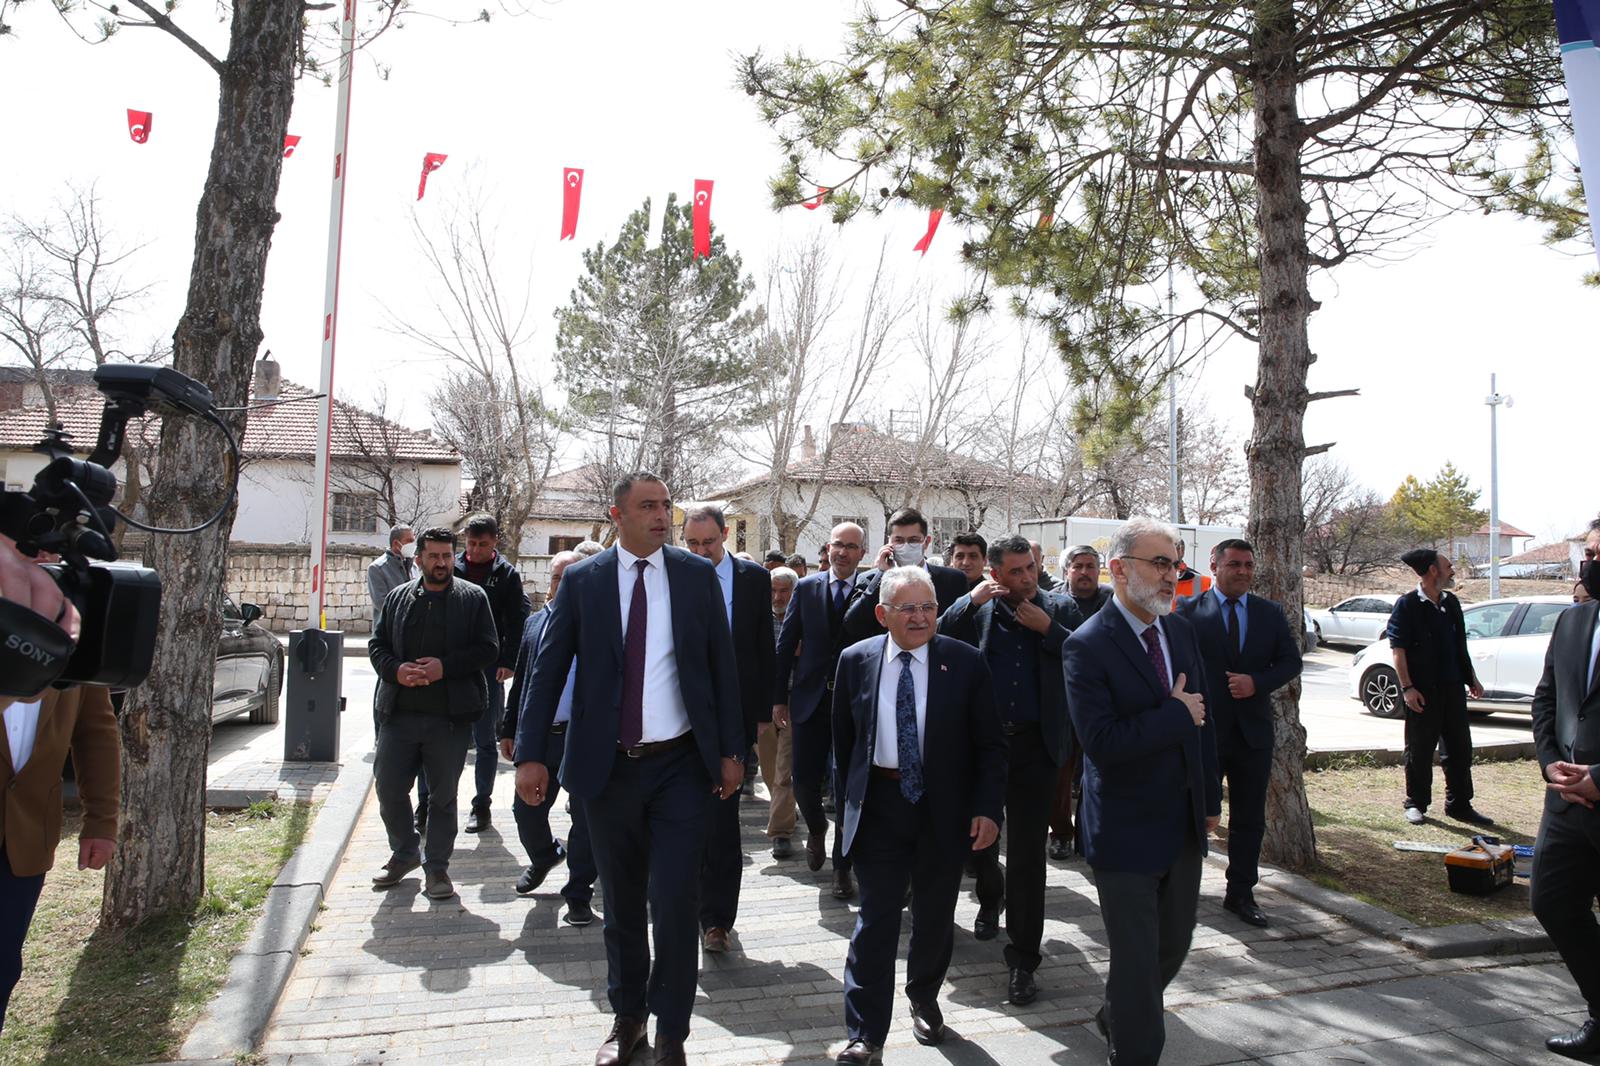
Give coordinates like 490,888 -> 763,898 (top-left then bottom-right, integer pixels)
884,602 -> 938,616
1121,555 -> 1177,574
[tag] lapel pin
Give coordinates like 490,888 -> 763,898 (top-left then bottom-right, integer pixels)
939,664 -> 948,672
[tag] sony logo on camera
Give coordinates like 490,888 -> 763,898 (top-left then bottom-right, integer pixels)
4,632 -> 57,667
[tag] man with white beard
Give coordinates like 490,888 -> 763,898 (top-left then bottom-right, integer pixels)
1063,517 -> 1219,1066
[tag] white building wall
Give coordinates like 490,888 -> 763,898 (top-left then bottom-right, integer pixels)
234,459 -> 460,547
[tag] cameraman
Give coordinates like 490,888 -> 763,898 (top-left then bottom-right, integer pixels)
0,533 -> 120,1033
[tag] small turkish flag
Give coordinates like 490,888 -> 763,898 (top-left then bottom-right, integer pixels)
561,167 -> 584,240
692,179 -> 714,259
802,187 -> 830,211
913,208 -> 944,255
283,134 -> 302,158
417,152 -> 447,201
127,109 -> 152,144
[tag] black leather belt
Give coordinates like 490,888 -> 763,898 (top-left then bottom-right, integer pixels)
549,722 -> 568,735
1002,722 -> 1039,736
619,732 -> 693,759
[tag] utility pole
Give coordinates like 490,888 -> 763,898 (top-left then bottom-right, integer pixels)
1485,373 -> 1512,599
1167,266 -> 1179,523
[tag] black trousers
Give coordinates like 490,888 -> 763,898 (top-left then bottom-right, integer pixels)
1533,799 -> 1600,1019
510,725 -> 599,903
1218,739 -> 1272,896
793,702 -> 850,873
1092,823 -> 1204,1066
700,788 -> 744,931
843,776 -> 966,1046
584,740 -> 712,1043
973,726 -> 1056,971
0,846 -> 45,1035
1403,683 -> 1474,811
374,711 -> 472,871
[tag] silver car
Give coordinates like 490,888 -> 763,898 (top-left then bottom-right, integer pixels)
1308,594 -> 1400,648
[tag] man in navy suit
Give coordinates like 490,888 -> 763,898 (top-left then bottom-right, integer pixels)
1174,538 -> 1301,928
843,508 -> 971,642
681,504 -> 774,954
832,567 -> 1006,1065
774,521 -> 869,901
514,472 -> 744,1066
1064,518 -> 1219,1066
939,534 -> 1083,1005
500,550 -> 599,927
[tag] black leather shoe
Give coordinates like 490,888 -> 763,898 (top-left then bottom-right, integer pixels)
1094,1004 -> 1111,1041
772,836 -> 793,859
806,832 -> 826,871
974,901 -> 1001,941
1548,1018 -> 1600,1058
653,1038 -> 687,1065
465,805 -> 490,833
1048,836 -> 1071,861
910,1000 -> 945,1046
832,868 -> 857,900
1446,804 -> 1495,827
1223,892 -> 1270,928
516,848 -> 566,895
563,899 -> 596,927
595,1015 -> 647,1065
836,1039 -> 883,1065
1008,966 -> 1038,1006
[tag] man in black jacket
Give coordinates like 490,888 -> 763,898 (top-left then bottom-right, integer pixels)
1175,539 -> 1302,927
1386,548 -> 1491,826
457,514 -> 530,834
843,508 -> 970,642
1531,516 -> 1600,1060
370,526 -> 500,900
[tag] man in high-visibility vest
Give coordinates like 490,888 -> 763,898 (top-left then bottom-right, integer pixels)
1173,538 -> 1212,600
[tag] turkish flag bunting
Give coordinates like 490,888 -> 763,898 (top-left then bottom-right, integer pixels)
561,167 -> 584,240
417,152 -> 448,201
803,187 -> 830,210
692,179 -> 714,259
126,109 -> 152,144
913,208 -> 944,255
283,134 -> 302,158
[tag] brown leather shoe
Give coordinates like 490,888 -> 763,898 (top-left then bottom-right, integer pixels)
836,1038 -> 883,1064
653,1038 -> 687,1065
595,1016 -> 647,1066
702,927 -> 730,953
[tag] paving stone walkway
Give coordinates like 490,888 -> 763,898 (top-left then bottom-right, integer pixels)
258,763 -> 1578,1065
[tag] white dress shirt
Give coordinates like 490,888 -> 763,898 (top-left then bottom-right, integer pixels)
4,698 -> 41,772
1112,594 -> 1174,689
615,544 -> 690,742
873,637 -> 928,768
714,551 -> 735,627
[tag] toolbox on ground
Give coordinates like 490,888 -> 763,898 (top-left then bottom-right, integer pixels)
1444,838 -> 1515,896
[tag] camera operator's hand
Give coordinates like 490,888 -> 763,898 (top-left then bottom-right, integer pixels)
0,533 -> 80,643
78,837 -> 115,871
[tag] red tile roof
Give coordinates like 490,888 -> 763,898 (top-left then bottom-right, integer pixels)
1503,542 -> 1572,566
1472,521 -> 1533,539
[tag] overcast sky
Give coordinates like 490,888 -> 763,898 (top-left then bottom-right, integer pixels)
3,1 -> 1594,545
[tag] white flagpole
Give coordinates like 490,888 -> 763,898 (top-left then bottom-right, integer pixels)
310,0 -> 358,630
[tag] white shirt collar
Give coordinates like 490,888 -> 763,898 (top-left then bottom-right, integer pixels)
1417,582 -> 1444,607
616,544 -> 665,572
884,635 -> 930,664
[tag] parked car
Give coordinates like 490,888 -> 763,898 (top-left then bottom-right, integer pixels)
111,593 -> 284,725
1307,593 -> 1400,648
1348,594 -> 1571,719
1302,608 -> 1319,653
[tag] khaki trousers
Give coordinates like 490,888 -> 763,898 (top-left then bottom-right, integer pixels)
756,723 -> 798,838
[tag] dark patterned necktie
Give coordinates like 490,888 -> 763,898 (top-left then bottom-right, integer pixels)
896,650 -> 925,803
1225,598 -> 1243,663
619,559 -> 648,749
1142,624 -> 1169,689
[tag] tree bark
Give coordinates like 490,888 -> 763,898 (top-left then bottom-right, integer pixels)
1248,1 -> 1317,871
102,0 -> 298,927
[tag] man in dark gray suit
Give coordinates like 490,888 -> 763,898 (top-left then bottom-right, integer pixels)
1532,515 -> 1600,1060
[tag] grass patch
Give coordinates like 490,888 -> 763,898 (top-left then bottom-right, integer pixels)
0,800 -> 314,1065
1300,758 -> 1541,927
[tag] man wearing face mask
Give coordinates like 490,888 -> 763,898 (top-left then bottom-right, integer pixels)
843,509 -> 970,642
1386,548 -> 1491,828
368,524 -> 428,825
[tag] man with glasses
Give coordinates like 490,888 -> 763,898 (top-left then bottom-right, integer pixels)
844,508 -> 971,642
774,521 -> 870,900
1064,517 -> 1219,1066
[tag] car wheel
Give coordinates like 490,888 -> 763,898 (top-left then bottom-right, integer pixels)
250,652 -> 282,725
1361,666 -> 1404,719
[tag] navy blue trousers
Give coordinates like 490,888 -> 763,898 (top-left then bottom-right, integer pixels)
0,846 -> 46,1035
470,671 -> 505,810
793,705 -> 849,872
700,789 -> 743,931
511,726 -> 598,903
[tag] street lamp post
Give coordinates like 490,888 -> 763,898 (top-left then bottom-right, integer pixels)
1485,374 -> 1512,599
1167,266 -> 1179,524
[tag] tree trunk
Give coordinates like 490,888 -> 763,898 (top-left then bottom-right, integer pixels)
102,0 -> 298,927
1247,3 -> 1317,871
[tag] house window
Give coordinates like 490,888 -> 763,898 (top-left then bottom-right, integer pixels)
929,516 -> 967,553
548,535 -> 583,554
331,492 -> 379,533
831,515 -> 870,546
734,519 -> 748,553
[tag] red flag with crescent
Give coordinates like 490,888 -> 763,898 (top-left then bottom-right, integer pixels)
127,109 -> 152,144
803,187 -> 830,210
913,208 -> 944,255
561,167 -> 584,240
417,152 -> 447,201
283,134 -> 302,158
692,179 -> 714,259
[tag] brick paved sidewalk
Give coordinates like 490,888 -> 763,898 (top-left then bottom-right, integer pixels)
259,763 -> 1570,1065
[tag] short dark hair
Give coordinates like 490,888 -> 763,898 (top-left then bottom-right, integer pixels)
1213,538 -> 1254,558
887,507 -> 928,536
418,526 -> 457,551
464,513 -> 498,538
682,503 -> 727,531
987,534 -> 1033,569
785,553 -> 807,569
1401,547 -> 1440,576
950,531 -> 987,556
764,549 -> 787,564
612,470 -> 666,506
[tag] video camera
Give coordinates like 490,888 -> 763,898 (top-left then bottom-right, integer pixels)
0,364 -> 238,696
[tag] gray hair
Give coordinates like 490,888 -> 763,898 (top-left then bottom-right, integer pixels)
574,540 -> 605,557
1061,543 -> 1099,569
879,565 -> 936,604
387,523 -> 413,546
1109,518 -> 1181,562
770,566 -> 799,588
